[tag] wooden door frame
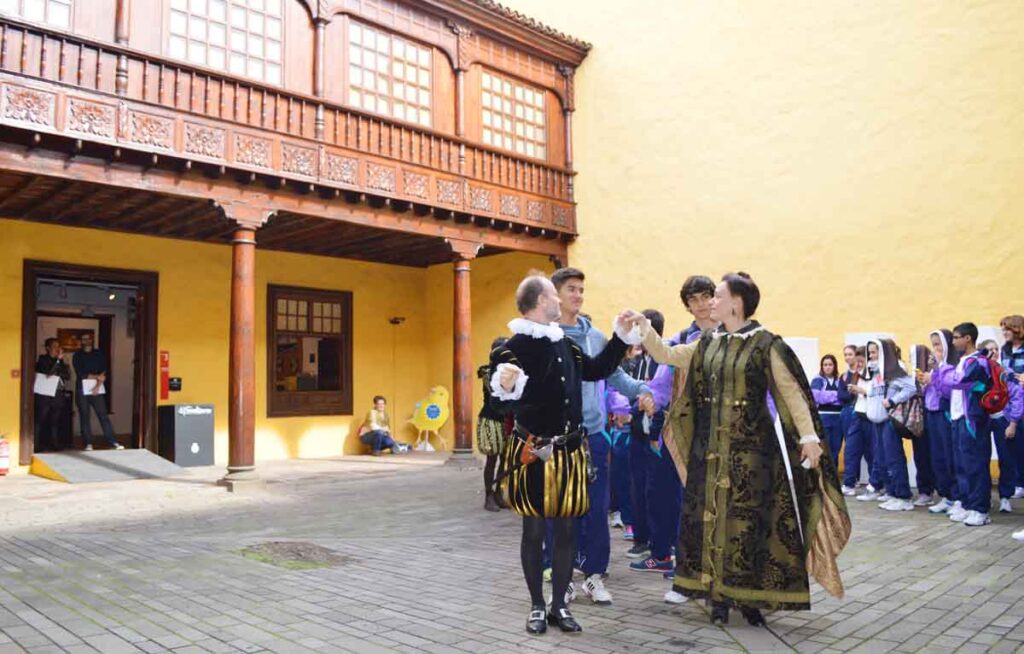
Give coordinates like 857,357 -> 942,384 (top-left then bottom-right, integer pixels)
20,261 -> 159,465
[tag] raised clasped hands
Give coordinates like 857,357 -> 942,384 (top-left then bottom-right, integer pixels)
499,364 -> 523,392
637,392 -> 656,417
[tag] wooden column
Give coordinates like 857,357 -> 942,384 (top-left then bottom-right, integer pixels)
216,202 -> 274,492
313,18 -> 327,140
446,238 -> 481,462
447,21 -> 472,175
114,0 -> 131,95
558,65 -> 576,199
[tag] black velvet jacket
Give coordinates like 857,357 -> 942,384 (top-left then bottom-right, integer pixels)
488,328 -> 628,437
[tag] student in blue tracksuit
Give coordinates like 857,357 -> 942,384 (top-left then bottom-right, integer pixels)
947,322 -> 995,527
811,354 -> 844,466
864,338 -> 917,511
979,340 -> 1023,515
839,346 -> 871,495
606,387 -> 634,536
1000,315 -> 1024,504
917,329 -> 960,515
552,267 -> 652,607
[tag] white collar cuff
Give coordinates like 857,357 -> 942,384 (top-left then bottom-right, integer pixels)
508,318 -> 564,342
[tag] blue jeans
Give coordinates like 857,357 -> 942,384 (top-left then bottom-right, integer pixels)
360,429 -> 396,453
577,432 -> 611,576
76,393 -> 118,448
912,432 -> 935,496
842,407 -> 871,487
628,432 -> 651,546
955,417 -> 992,514
863,414 -> 888,491
926,409 -> 956,500
609,429 -> 633,525
647,444 -> 683,560
820,412 -> 843,466
991,417 -> 1019,500
879,420 -> 910,499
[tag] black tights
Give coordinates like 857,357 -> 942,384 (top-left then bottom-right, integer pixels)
483,454 -> 497,493
521,516 -> 575,611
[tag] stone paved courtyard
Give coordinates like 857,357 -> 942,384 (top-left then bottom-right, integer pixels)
0,455 -> 1022,654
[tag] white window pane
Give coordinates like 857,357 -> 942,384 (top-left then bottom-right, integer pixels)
349,66 -> 362,86
393,103 -> 404,120
482,92 -> 490,107
514,86 -> 523,101
364,30 -> 375,50
189,0 -> 206,13
209,47 -> 225,69
418,88 -> 429,106
503,99 -> 511,113
229,53 -> 245,74
248,11 -> 263,34
536,128 -> 545,143
482,111 -> 491,127
231,29 -> 245,51
349,44 -> 361,64
503,81 -> 511,95
266,40 -> 280,62
248,35 -> 263,57
348,89 -> 361,105
376,76 -> 387,94
170,10 -> 187,35
515,123 -> 524,137
23,0 -> 44,21
171,0 -> 187,9
482,129 -> 491,145
365,71 -> 375,88
491,95 -> 501,110
377,54 -> 388,73
266,63 -> 280,84
515,141 -> 524,154
504,136 -> 512,149
266,16 -> 281,40
418,69 -> 429,86
393,81 -> 405,98
169,35 -> 187,59
503,118 -> 511,131
481,74 -> 490,90
230,4 -> 245,27
209,0 -> 226,21
419,109 -> 430,126
418,48 -> 429,66
362,94 -> 375,111
514,104 -> 523,119
405,66 -> 416,83
376,37 -> 388,53
349,23 -> 361,45
248,0 -> 264,10
394,40 -> 405,60
189,16 -> 207,40
247,58 -> 263,79
266,0 -> 280,15
49,1 -> 70,27
189,41 -> 207,64
537,146 -> 546,159
525,107 -> 533,122
526,143 -> 535,157
209,22 -> 225,45
392,62 -> 403,79
402,85 -> 413,102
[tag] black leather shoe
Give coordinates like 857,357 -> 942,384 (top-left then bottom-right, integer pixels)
710,601 -> 729,625
547,607 -> 583,633
484,493 -> 501,512
741,607 -> 766,627
526,607 -> 547,635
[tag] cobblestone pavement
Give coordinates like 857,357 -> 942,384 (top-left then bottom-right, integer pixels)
0,455 -> 1022,653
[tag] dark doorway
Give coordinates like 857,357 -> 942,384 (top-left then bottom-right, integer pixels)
20,261 -> 158,466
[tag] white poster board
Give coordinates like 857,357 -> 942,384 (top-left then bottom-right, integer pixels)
782,337 -> 820,382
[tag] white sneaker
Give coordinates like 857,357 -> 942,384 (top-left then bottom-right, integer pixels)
876,493 -> 892,503
1013,487 -> 1024,499
546,581 -> 576,606
878,499 -> 897,510
1012,528 -> 1024,542
609,511 -> 624,529
929,498 -> 953,514
581,574 -> 612,605
113,443 -> 125,450
841,485 -> 857,496
881,498 -> 914,512
865,484 -> 876,494
913,493 -> 933,507
856,491 -> 880,502
964,511 -> 991,527
664,590 -> 688,604
84,445 -> 93,451
949,505 -> 969,522
999,499 -> 1013,513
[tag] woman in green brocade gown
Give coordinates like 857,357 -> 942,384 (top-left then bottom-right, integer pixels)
629,273 -> 851,627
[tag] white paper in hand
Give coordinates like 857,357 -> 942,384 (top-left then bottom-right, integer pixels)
82,379 -> 106,395
33,374 -> 59,397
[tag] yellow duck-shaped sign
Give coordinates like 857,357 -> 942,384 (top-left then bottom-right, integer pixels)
409,386 -> 450,451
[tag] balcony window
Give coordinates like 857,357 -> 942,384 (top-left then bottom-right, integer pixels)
482,71 -> 546,160
0,0 -> 71,28
168,0 -> 282,85
348,20 -> 432,128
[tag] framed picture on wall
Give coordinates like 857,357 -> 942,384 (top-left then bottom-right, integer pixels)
56,328 -> 96,352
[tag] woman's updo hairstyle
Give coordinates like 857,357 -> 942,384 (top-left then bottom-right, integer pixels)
721,272 -> 760,319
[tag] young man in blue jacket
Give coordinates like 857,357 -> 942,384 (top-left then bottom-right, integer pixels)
948,323 -> 995,527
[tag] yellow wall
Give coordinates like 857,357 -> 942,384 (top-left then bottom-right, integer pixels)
0,218 -> 545,468
499,0 -> 1024,361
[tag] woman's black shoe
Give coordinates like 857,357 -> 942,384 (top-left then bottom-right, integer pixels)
484,493 -> 501,512
741,607 -> 766,627
710,601 -> 729,625
526,607 -> 547,634
547,607 -> 583,633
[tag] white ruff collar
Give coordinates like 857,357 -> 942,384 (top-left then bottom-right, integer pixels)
508,318 -> 564,342
713,324 -> 765,340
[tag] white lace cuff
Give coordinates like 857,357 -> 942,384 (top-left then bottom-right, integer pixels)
614,318 -> 643,346
798,434 -> 821,444
490,363 -> 529,401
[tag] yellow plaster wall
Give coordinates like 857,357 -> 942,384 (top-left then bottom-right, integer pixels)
0,218 -> 435,468
499,0 -> 1024,361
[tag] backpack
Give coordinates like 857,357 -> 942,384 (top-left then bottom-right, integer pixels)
980,358 -> 1010,415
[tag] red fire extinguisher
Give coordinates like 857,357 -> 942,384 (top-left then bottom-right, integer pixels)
0,435 -> 9,476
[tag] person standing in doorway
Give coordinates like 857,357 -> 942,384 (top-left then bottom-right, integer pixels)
72,333 -> 123,451
34,337 -> 71,452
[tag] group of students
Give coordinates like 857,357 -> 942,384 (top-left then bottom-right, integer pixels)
809,316 -> 1024,538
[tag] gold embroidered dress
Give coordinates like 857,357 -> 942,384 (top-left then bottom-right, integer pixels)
644,322 -> 851,611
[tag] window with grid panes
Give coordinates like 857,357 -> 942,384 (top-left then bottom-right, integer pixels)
0,0 -> 71,28
481,71 -> 547,160
168,0 -> 282,85
348,20 -> 432,127
268,285 -> 353,417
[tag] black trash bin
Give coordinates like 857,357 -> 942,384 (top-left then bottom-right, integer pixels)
158,404 -> 215,466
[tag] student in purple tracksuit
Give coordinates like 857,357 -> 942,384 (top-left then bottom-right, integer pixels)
947,322 -> 996,527
864,338 -> 918,511
811,354 -> 844,466
999,315 -> 1024,503
979,340 -> 1023,515
841,347 -> 875,496
917,329 -> 960,515
606,385 -> 634,535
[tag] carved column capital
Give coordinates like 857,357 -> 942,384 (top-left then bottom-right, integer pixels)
445,238 -> 483,261
557,64 -> 575,113
446,20 -> 474,71
213,200 -> 276,231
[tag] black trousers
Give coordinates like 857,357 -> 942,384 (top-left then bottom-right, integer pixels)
34,393 -> 65,452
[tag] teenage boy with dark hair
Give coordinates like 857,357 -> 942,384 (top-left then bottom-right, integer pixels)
948,323 -> 995,526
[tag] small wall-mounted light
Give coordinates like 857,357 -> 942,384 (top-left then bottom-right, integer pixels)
108,292 -> 117,301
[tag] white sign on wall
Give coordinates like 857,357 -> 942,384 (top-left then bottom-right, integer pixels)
782,337 -> 820,382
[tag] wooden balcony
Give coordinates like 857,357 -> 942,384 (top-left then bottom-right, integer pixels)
0,15 -> 577,244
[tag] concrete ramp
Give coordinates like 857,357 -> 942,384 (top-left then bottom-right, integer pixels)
30,450 -> 185,483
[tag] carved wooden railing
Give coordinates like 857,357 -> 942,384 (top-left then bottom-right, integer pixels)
0,16 -> 575,233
